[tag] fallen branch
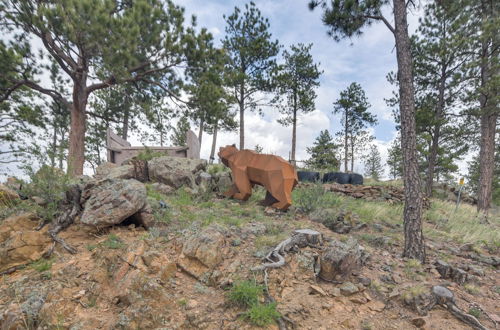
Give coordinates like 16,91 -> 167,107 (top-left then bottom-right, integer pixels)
252,229 -> 322,271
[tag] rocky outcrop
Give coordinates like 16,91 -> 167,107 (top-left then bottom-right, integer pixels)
0,213 -> 51,273
318,238 -> 367,282
148,156 -> 206,189
309,208 -> 358,234
80,179 -> 147,228
434,260 -> 469,285
177,226 -> 226,281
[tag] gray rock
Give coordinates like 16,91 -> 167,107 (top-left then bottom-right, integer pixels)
339,282 -> 359,296
151,182 -> 175,195
21,290 -> 46,322
212,171 -> 233,193
432,285 -> 454,304
80,179 -> 147,227
434,260 -> 468,285
319,238 -> 366,282
148,156 -> 206,189
195,172 -> 213,193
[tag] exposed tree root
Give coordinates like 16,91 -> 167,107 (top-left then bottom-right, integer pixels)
426,286 -> 488,330
47,184 -> 82,255
252,229 -> 321,271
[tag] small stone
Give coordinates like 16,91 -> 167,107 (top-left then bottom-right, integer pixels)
186,300 -> 198,310
310,285 -> 327,296
340,282 -> 359,296
331,288 -> 341,297
411,318 -> 426,328
373,223 -> 383,232
388,288 -> 400,299
367,300 -> 385,312
360,277 -> 372,286
350,296 -> 368,304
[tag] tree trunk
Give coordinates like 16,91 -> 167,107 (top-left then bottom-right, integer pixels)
425,65 -> 446,197
121,107 -> 129,140
393,0 -> 425,262
50,120 -> 57,168
210,121 -> 219,164
239,80 -> 245,150
344,110 -> 348,172
350,134 -> 354,172
198,118 -> 204,145
477,0 -> 498,214
291,96 -> 297,165
67,80 -> 88,177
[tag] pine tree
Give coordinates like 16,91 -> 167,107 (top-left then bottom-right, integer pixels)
364,144 -> 384,180
274,43 -> 322,164
309,0 -> 426,262
170,116 -> 191,147
387,137 -> 403,180
222,1 -> 280,149
1,0 -> 189,176
306,130 -> 339,170
333,82 -> 377,172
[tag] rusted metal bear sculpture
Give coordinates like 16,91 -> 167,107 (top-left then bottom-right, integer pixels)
218,145 -> 298,210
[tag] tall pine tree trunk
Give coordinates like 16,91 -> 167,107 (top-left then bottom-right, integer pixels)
350,134 -> 354,172
198,118 -> 204,145
50,120 -> 57,168
425,66 -> 446,197
344,111 -> 348,172
393,0 -> 425,262
476,0 -> 498,214
67,78 -> 88,177
239,81 -> 245,150
122,107 -> 129,140
210,122 -> 218,164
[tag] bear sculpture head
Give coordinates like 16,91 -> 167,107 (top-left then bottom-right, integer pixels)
218,144 -> 239,166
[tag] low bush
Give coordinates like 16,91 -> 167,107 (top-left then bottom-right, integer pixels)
227,280 -> 263,308
243,302 -> 280,327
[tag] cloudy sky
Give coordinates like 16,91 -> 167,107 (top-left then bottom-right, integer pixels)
174,0 -> 424,175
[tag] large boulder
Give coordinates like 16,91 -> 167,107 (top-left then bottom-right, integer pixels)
0,213 -> 51,273
319,238 -> 367,282
177,226 -> 226,281
80,179 -> 147,228
0,184 -> 20,205
148,156 -> 206,189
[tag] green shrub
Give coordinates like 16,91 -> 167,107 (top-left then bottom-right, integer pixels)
207,164 -> 229,175
468,307 -> 481,319
20,165 -> 72,221
292,183 -> 327,213
135,147 -> 165,161
227,280 -> 263,308
243,302 -> 280,327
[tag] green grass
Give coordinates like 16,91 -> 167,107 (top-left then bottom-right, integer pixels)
243,302 -> 280,327
227,280 -> 263,308
103,234 -> 126,249
30,258 -> 53,272
468,307 -> 482,319
464,283 -> 480,295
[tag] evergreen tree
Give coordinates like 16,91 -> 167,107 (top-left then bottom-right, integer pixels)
364,144 -> 384,180
306,130 -> 339,170
309,0 -> 427,261
333,82 -> 377,172
170,116 -> 191,147
0,0 -> 189,176
274,43 -> 322,164
387,137 -> 403,180
222,1 -> 280,149
411,2 -> 471,196
466,139 -> 500,206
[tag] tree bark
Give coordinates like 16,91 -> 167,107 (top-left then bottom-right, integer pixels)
393,0 -> 425,262
67,78 -> 88,176
50,119 -> 57,168
121,107 -> 129,140
239,78 -> 245,150
476,0 -> 498,214
210,122 -> 218,164
198,118 -> 204,145
344,110 -> 349,172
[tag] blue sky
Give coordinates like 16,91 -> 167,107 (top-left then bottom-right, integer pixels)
178,0 -> 424,173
